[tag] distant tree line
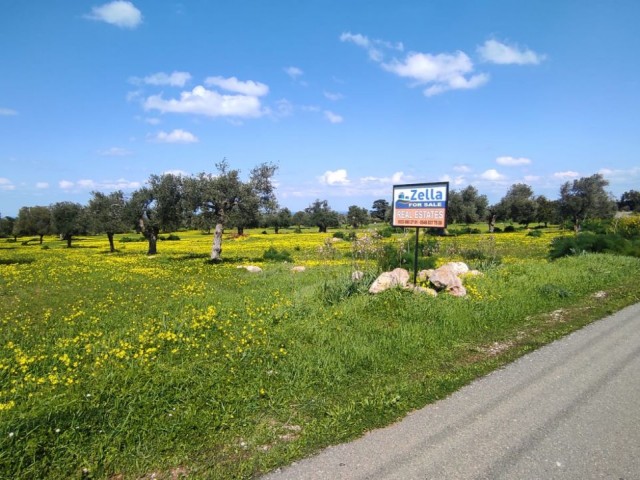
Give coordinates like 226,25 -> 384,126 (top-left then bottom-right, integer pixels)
1,171 -> 636,257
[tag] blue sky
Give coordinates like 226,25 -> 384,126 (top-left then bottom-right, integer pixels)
1,0 -> 639,217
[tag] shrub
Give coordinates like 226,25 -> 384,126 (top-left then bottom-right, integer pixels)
317,272 -> 376,305
262,246 -> 293,262
119,236 -> 146,243
504,225 -> 516,233
159,234 -> 180,241
527,230 -> 543,238
549,232 -> 640,259
378,226 -> 395,238
333,231 -> 345,239
460,236 -> 502,270
376,243 -> 437,272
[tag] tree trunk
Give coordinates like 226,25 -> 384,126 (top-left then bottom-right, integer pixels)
66,235 -> 72,248
319,225 -> 327,233
147,232 -> 158,255
211,223 -> 223,261
274,226 -> 279,234
107,232 -> 116,253
237,226 -> 244,235
39,234 -> 44,245
488,214 -> 496,233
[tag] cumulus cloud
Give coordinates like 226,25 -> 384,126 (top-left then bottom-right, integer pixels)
144,85 -> 265,118
85,1 -> 142,29
342,31 -> 485,96
598,167 -> 640,181
151,129 -> 198,143
496,155 -> 531,166
205,76 -> 269,96
453,164 -> 472,173
478,39 -> 546,65
479,169 -> 506,181
319,169 -> 350,185
340,32 -> 403,62
59,179 -> 140,191
361,171 -> 407,185
324,111 -> 344,124
440,174 -> 466,186
99,147 -> 132,156
163,169 -> 188,177
284,66 -> 304,79
553,171 -> 580,179
131,71 -> 192,87
36,182 -> 49,189
0,108 -> 17,116
0,178 -> 15,190
383,51 -> 489,96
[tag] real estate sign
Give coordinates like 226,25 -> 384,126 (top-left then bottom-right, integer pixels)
392,182 -> 449,228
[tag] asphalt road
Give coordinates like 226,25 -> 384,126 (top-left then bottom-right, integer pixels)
262,302 -> 640,480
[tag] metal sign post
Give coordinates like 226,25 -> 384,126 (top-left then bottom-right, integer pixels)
391,182 -> 449,285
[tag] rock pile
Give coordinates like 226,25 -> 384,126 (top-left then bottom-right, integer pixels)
368,262 -> 481,297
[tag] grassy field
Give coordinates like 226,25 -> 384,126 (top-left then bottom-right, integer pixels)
1,226 -> 639,479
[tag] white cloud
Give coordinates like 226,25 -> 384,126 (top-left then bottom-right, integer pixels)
85,1 -> 142,29
131,71 -> 192,87
340,32 -> 370,49
0,108 -> 17,116
284,66 -> 304,79
151,129 -> 198,143
59,178 -> 140,192
144,85 -> 265,118
478,39 -> 546,65
340,32 -> 403,62
323,91 -> 344,101
77,179 -> 97,189
496,155 -> 531,166
99,147 -> 132,156
553,171 -> 580,179
524,175 -> 540,182
453,164 -> 471,173
324,111 -> 344,124
36,182 -> 49,189
144,117 -> 161,125
319,169 -> 350,185
440,174 -> 466,186
102,179 -> 141,190
361,171 -> 407,185
479,169 -> 506,181
0,178 -> 15,190
163,169 -> 188,177
205,76 -> 269,96
383,51 -> 489,97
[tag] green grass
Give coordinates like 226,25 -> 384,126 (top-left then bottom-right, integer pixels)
1,228 -> 639,479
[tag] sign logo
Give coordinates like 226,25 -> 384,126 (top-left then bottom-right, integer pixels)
392,182 -> 449,228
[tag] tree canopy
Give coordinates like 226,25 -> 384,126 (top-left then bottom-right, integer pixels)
559,174 -> 617,232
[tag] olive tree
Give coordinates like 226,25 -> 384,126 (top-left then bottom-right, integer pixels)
50,202 -> 88,247
184,160 -> 277,261
88,190 -> 128,252
559,174 -> 617,233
